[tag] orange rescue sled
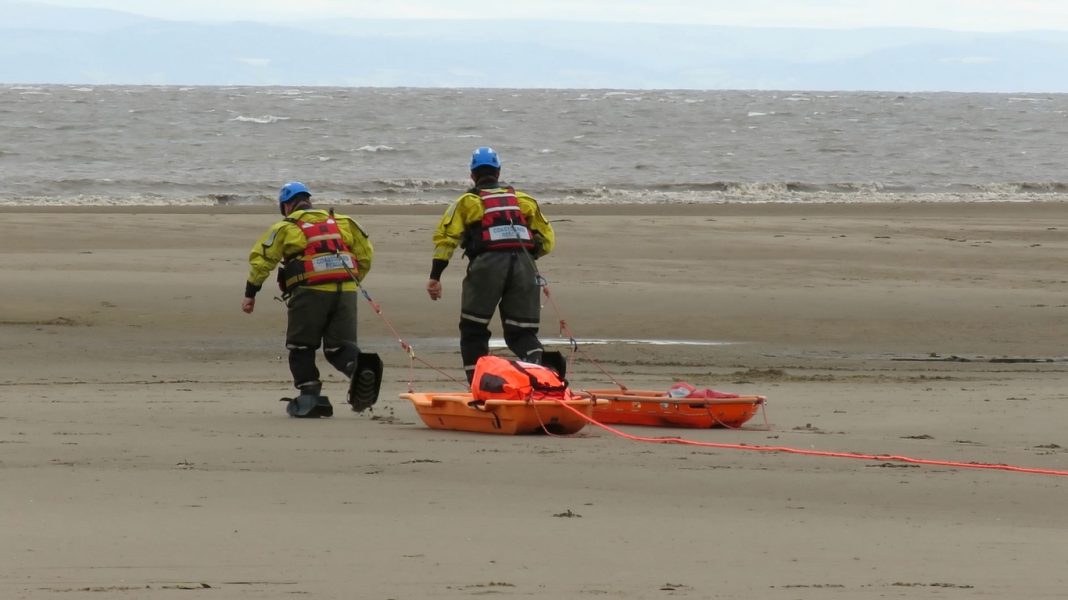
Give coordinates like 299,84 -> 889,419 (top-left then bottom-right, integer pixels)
400,392 -> 594,435
587,389 -> 766,429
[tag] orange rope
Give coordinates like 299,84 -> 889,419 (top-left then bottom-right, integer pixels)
553,400 -> 1068,478
357,287 -> 463,392
529,396 -> 570,438
338,257 -> 462,392
540,283 -> 628,391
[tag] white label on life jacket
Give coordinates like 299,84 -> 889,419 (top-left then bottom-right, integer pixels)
311,254 -> 354,272
487,224 -> 531,241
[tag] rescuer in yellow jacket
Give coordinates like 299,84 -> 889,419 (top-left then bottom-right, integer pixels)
426,147 -> 555,383
242,181 -> 377,417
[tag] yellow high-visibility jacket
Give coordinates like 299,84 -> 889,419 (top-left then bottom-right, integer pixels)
247,208 -> 373,294
432,187 -> 554,261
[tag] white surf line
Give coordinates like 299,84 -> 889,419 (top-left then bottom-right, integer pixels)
360,337 -> 733,351
494,337 -> 732,347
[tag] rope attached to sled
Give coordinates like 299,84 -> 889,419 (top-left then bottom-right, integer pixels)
337,256 -> 463,392
550,399 -> 1068,478
537,278 -> 628,391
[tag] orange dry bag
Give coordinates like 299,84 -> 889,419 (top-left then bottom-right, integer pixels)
471,355 -> 571,402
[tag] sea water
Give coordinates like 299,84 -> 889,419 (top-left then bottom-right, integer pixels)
2,85 -> 1067,206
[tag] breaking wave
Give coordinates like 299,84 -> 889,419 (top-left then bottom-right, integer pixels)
8,181 -> 1068,207
229,114 -> 289,124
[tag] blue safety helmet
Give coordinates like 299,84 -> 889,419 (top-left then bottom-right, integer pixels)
469,146 -> 501,171
278,181 -> 311,204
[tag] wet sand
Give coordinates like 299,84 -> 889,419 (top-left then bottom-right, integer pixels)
2,202 -> 1067,598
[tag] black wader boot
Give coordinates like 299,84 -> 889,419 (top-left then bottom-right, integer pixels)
285,381 -> 333,418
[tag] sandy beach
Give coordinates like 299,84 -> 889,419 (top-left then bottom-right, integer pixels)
2,201 -> 1068,599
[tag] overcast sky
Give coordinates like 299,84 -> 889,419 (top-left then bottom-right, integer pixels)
26,0 -> 1068,31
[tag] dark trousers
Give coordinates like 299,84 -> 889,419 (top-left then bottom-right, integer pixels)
285,286 -> 359,390
459,250 -> 543,381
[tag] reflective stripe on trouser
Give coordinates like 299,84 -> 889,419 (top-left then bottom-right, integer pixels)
284,285 -> 360,390
459,251 -> 542,380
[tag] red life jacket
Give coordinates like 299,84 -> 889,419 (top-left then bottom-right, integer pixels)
471,355 -> 572,402
463,187 -> 536,256
280,213 -> 357,291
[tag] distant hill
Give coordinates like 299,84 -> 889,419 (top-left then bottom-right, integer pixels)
2,0 -> 1066,91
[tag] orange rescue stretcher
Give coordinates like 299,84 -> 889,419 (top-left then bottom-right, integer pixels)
400,392 -> 595,435
586,389 -> 766,429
